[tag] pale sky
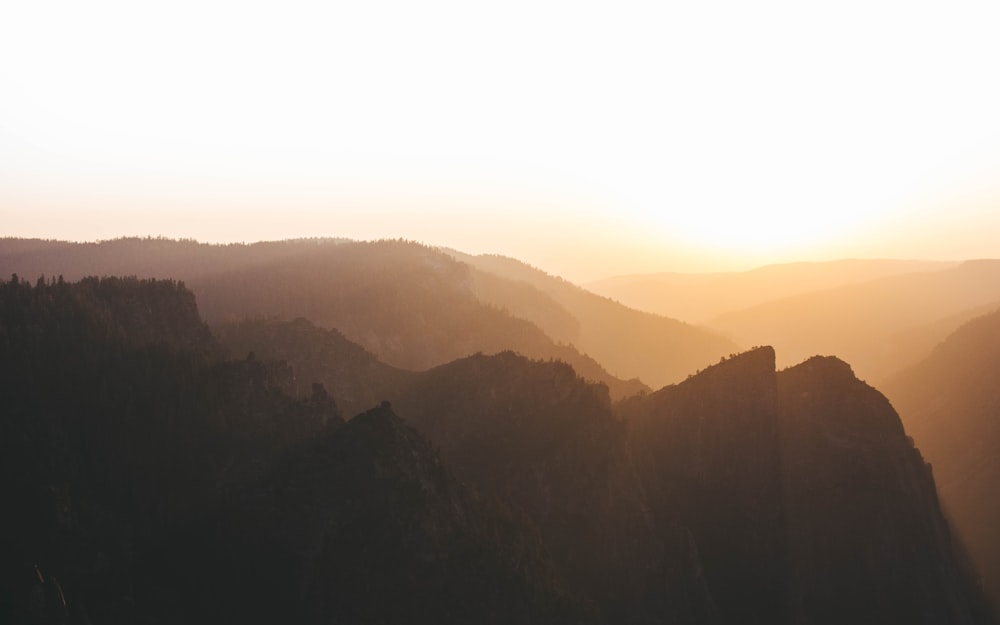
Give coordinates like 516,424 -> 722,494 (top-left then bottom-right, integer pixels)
3,0 -> 1000,282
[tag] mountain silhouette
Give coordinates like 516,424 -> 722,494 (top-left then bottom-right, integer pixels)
0,275 -> 340,623
0,268 -> 995,624
621,347 -> 992,624
0,237 -> 650,399
445,249 -> 737,388
212,316 -> 411,418
586,258 -> 955,322
707,260 -> 1000,381
158,402 -> 591,624
390,351 -> 693,623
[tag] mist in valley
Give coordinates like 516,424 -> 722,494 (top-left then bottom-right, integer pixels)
2,237 -> 1000,624
5,1 -> 1000,622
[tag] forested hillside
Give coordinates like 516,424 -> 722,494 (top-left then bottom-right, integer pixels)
0,276 -> 341,623
0,237 -> 735,393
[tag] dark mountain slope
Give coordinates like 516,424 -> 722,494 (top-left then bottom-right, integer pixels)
212,316 -> 412,417
620,347 -> 992,625
2,269 -> 994,624
0,273 -> 213,355
0,276 -> 591,624
623,347 -> 784,624
882,308 -> 1000,609
0,276 -> 341,624
778,356 -> 985,625
185,240 -> 648,400
446,250 -> 737,389
391,352 -> 713,624
708,259 -> 1000,381
0,238 -> 647,400
161,402 -> 591,625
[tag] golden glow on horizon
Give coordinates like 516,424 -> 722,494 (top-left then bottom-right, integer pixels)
3,1 -> 1000,281
651,205 -> 866,255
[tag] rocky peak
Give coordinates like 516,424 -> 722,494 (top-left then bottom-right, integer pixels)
778,355 -> 984,625
779,354 -> 906,443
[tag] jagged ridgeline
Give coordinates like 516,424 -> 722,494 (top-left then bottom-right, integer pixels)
0,276 -> 593,624
619,348 -> 995,625
0,275 -> 995,624
0,237 -> 737,394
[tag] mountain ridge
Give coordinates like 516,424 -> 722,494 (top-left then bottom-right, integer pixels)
0,237 -> 651,399
586,258 -> 958,322
443,248 -> 738,388
1,269 -> 995,624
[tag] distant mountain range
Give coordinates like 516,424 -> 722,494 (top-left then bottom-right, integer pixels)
589,258 -> 1000,383
444,249 -> 736,388
0,273 -> 994,623
708,260 -> 1000,381
586,259 -> 957,322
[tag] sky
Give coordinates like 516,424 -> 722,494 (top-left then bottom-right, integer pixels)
3,0 -> 1000,282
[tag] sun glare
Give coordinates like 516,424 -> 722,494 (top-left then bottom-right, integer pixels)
676,210 -> 847,252
633,199 -> 878,263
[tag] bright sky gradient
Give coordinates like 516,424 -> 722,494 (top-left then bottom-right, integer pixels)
3,0 -> 1000,281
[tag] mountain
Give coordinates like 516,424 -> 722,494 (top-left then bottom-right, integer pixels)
157,402 -> 591,625
585,259 -> 955,323
384,345 -> 991,623
707,260 -> 1000,381
2,272 -> 993,624
882,301 -> 1000,374
0,238 -> 648,400
620,347 -> 992,625
0,275 -> 341,623
882,308 -> 1000,609
390,351 -> 708,624
777,356 -> 984,624
212,316 -> 412,418
445,250 -> 737,389
622,348 -> 783,624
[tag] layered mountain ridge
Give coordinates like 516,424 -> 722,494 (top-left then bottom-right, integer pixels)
0,272 -> 994,623
444,249 -> 737,388
707,260 -> 1000,381
0,237 -> 736,394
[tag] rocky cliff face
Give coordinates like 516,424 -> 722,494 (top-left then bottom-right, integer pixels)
624,347 -> 784,624
620,348 -> 992,625
390,352 -> 682,624
778,356 -> 985,624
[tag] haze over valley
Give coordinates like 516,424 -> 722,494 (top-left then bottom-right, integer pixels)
3,236 -> 1000,623
5,1 -> 1000,622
